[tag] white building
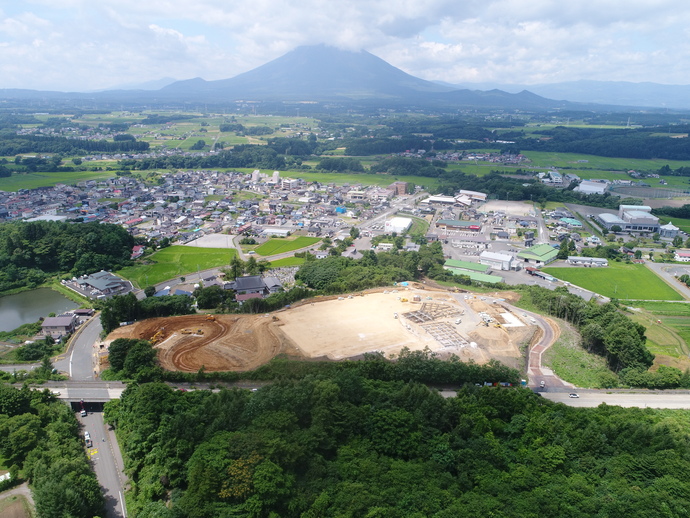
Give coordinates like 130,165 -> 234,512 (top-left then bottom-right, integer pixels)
385,217 -> 413,234
567,256 -> 608,267
479,251 -> 515,271
575,180 -> 608,195
674,250 -> 690,262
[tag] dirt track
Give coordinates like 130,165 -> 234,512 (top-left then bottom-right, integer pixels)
108,314 -> 296,372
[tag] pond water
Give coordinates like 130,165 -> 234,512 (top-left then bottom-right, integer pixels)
0,288 -> 79,333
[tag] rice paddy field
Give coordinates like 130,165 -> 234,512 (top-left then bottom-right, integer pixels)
117,245 -> 237,288
255,237 -> 320,256
541,262 -> 685,301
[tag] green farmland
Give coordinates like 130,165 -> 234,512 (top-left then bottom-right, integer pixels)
625,301 -> 690,370
118,245 -> 237,288
255,237 -> 320,256
542,262 -> 685,301
0,170 -> 116,191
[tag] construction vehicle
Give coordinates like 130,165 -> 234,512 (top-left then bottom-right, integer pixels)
206,315 -> 216,321
181,329 -> 193,335
401,298 -> 408,302
150,329 -> 166,344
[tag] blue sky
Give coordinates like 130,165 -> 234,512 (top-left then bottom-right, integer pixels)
1,0 -> 689,91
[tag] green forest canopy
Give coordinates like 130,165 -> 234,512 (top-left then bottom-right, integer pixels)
106,371 -> 690,518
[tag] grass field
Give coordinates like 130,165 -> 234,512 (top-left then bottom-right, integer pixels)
542,262 -> 685,300
0,170 -> 115,191
255,237 -> 320,256
625,301 -> 690,370
117,246 -> 237,288
542,319 -> 613,388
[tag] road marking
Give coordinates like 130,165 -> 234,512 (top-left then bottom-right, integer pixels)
90,449 -> 98,455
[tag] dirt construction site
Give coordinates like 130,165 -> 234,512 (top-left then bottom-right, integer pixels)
105,289 -> 538,372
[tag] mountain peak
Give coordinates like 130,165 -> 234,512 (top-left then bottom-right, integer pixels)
161,44 -> 452,100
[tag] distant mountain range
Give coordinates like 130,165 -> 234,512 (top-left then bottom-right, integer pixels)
441,80 -> 690,110
1,45 -> 689,111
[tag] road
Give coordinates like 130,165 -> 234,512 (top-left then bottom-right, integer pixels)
81,410 -> 128,518
53,315 -> 103,379
540,391 -> 690,408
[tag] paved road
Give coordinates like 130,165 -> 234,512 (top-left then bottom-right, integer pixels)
540,391 -> 690,408
42,381 -> 126,401
81,410 -> 128,518
53,316 -> 103,379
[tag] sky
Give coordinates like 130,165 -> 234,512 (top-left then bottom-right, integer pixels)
1,0 -> 690,92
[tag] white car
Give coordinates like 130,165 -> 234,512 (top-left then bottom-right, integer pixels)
84,431 -> 91,441
569,393 -> 580,398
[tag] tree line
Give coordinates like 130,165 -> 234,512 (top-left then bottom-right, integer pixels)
0,133 -> 149,156
521,286 -> 655,379
0,385 -> 104,517
0,221 -> 134,293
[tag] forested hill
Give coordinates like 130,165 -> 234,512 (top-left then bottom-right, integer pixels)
0,221 -> 134,292
107,371 -> 690,517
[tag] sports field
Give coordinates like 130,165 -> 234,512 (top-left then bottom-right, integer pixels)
255,237 -> 320,256
118,245 -> 237,287
542,262 -> 685,300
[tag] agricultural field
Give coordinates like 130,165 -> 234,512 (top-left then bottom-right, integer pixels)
0,170 -> 115,191
267,257 -> 305,267
542,262 -> 685,301
255,237 -> 320,256
625,301 -> 690,370
117,245 -> 237,288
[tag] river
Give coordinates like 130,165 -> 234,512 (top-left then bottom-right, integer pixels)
0,288 -> 79,333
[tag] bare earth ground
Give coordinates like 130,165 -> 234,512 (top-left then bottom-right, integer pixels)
106,289 -> 538,372
184,233 -> 237,248
479,200 -> 535,215
0,484 -> 34,518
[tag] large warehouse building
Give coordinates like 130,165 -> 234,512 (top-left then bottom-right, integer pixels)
596,205 -> 660,233
385,216 -> 413,234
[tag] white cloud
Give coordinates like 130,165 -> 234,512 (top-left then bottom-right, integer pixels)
1,1 -> 690,90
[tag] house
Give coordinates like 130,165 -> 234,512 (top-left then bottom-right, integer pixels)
674,250 -> 690,262
231,275 -> 269,296
42,314 -> 77,339
131,245 -> 145,259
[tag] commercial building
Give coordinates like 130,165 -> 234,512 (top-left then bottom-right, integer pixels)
435,219 -> 481,232
517,243 -> 559,265
659,222 -> 680,239
384,217 -> 413,234
567,256 -> 608,267
479,251 -> 516,271
443,260 -> 503,284
575,181 -> 608,195
596,205 -> 660,233
674,250 -> 690,262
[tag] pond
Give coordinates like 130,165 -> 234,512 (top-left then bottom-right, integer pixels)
0,288 -> 79,333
